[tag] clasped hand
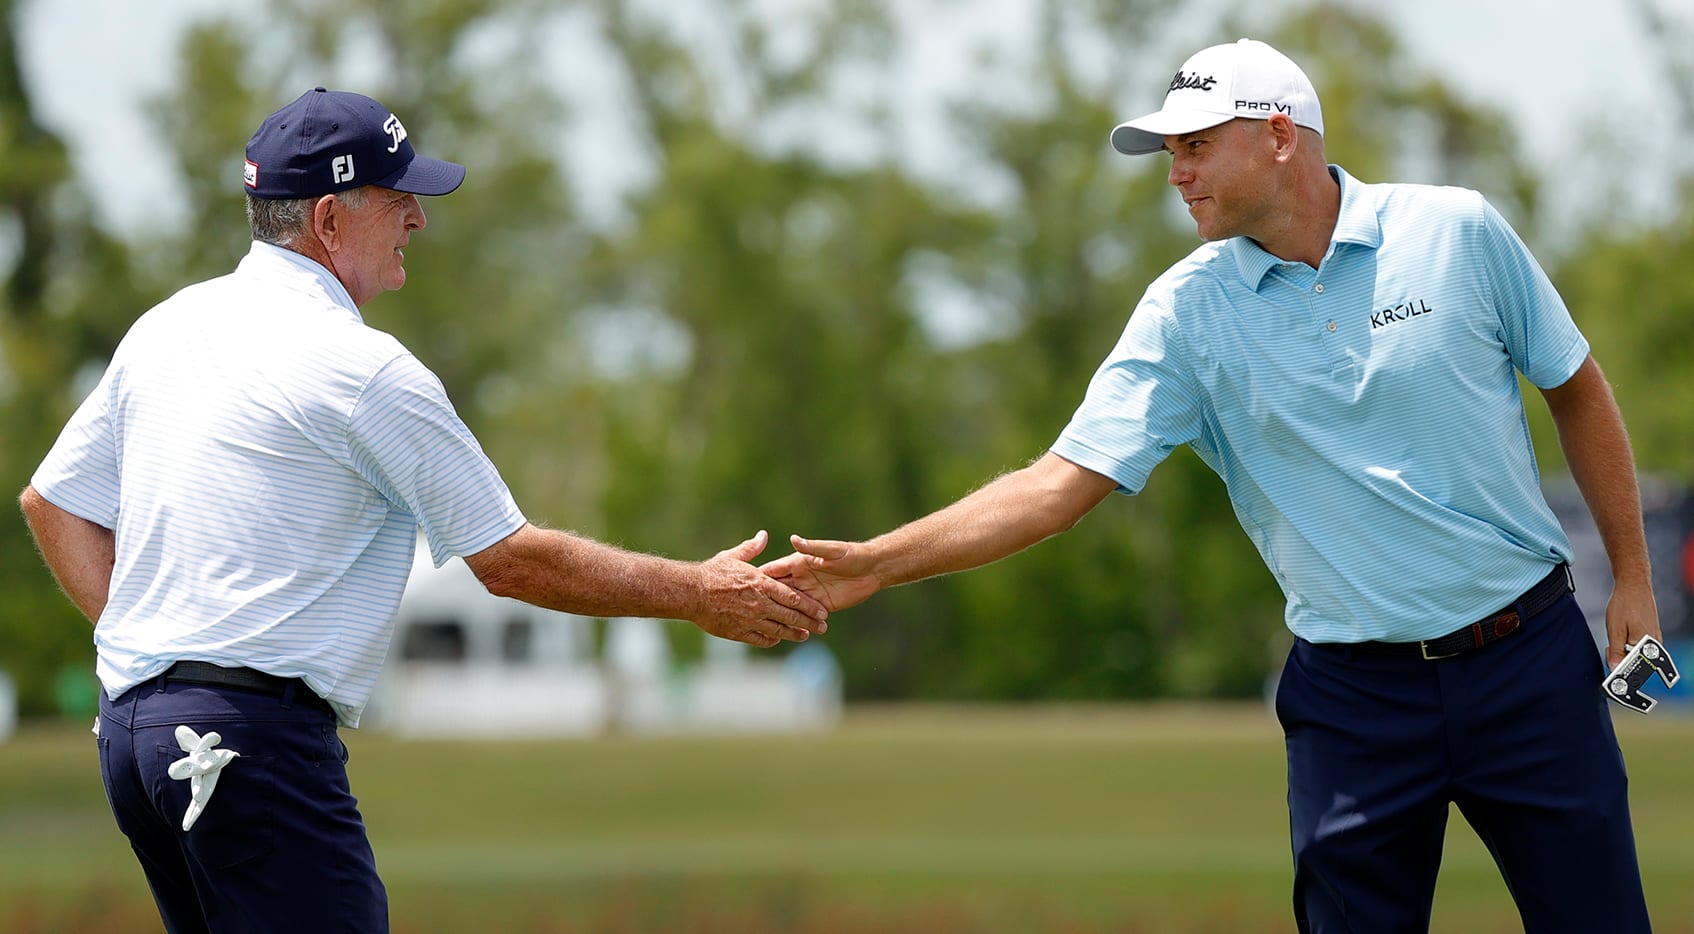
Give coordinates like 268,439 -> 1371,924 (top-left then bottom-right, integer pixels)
695,530 -> 830,647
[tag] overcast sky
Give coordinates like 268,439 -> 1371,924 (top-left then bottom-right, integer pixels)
18,0 -> 1689,238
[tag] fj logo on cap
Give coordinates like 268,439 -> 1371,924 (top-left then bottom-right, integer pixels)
332,155 -> 356,184
382,114 -> 408,154
243,160 -> 259,189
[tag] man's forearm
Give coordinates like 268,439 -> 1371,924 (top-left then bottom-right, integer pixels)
1543,358 -> 1651,584
19,485 -> 116,623
467,523 -> 824,647
867,452 -> 1117,588
469,524 -> 706,620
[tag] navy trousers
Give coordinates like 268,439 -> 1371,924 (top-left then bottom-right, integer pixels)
97,675 -> 388,933
1276,585 -> 1651,932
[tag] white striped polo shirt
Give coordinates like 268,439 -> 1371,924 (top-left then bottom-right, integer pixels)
1053,166 -> 1587,643
32,241 -> 526,725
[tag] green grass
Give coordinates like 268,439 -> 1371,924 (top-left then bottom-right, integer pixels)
4,703 -> 1692,932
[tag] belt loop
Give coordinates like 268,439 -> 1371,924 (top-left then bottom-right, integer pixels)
280,679 -> 299,710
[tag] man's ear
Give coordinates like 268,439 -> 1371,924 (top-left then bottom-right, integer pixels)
310,194 -> 342,252
1265,113 -> 1300,162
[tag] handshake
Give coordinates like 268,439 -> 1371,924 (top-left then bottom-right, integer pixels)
689,530 -> 883,649
469,453 -> 1113,650
669,452 -> 1114,648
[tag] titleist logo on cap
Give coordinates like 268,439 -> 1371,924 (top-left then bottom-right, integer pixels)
1168,71 -> 1218,92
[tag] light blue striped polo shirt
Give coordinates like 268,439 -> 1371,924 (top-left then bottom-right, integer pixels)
32,241 -> 526,725
1053,166 -> 1587,643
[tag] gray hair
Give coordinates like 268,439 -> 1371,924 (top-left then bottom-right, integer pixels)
246,187 -> 371,246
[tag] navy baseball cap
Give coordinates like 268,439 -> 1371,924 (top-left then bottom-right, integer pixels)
243,87 -> 465,199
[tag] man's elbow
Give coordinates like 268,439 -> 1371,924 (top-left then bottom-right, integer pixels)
461,549 -> 523,600
19,484 -> 42,517
1054,510 -> 1091,536
475,564 -> 529,601
463,526 -> 541,602
19,485 -> 56,538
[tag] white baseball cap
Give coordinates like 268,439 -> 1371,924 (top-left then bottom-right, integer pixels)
1110,39 -> 1324,155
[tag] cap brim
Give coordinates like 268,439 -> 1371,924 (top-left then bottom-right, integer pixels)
1109,110 -> 1235,155
374,154 -> 466,196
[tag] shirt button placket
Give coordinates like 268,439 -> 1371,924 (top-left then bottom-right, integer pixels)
1314,283 -> 1334,331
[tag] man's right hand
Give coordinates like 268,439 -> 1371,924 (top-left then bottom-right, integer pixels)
760,534 -> 885,613
759,453 -> 1115,616
466,523 -> 827,648
692,530 -> 830,647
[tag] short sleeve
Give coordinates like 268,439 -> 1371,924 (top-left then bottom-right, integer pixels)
1480,198 -> 1589,388
347,355 -> 526,566
1050,294 -> 1205,494
31,365 -> 122,528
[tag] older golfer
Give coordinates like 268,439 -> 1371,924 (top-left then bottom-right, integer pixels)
21,87 -> 827,933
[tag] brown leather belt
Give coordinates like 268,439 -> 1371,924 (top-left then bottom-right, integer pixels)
1348,564 -> 1572,660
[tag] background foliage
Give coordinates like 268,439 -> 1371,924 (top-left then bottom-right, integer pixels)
2,0 -> 1690,713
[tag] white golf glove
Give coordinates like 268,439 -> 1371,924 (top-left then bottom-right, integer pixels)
167,725 -> 240,831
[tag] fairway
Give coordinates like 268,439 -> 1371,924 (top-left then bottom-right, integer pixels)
4,703 -> 1691,932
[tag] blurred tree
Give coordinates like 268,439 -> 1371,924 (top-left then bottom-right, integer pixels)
580,0 -> 1006,693
942,0 -> 1260,699
145,0 -> 599,519
1261,5 -> 1542,234
140,0 -> 1562,702
1555,212 -> 1694,480
1548,0 -> 1694,481
3,0 -> 589,714
0,0 -> 152,714
10,0 -> 1659,712
861,0 -> 1559,699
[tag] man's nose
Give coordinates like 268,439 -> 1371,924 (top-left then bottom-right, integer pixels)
407,194 -> 427,230
1167,155 -> 1191,187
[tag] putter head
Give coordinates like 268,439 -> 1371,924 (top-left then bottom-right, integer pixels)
1602,635 -> 1681,714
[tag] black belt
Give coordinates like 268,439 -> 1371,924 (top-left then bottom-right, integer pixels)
164,661 -> 332,715
1347,564 -> 1572,660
